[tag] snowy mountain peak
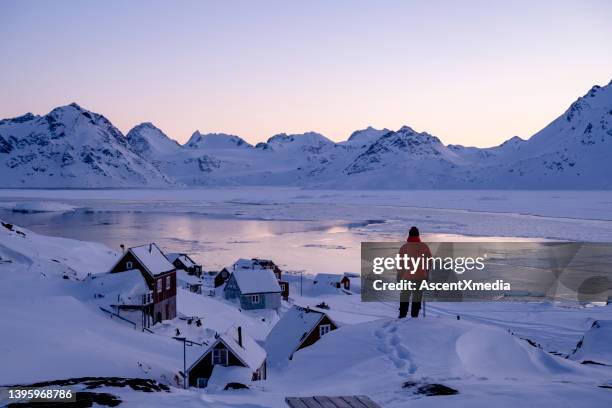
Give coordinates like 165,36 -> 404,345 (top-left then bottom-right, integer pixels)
342,126 -> 459,179
387,126 -> 443,146
346,127 -> 390,145
49,102 -> 92,118
186,131 -> 252,149
256,132 -> 334,155
0,104 -> 171,187
398,125 -> 417,134
266,132 -> 333,146
564,80 -> 612,124
126,123 -> 180,157
133,122 -> 157,130
0,112 -> 37,126
500,135 -> 525,147
471,80 -> 612,188
45,103 -> 119,137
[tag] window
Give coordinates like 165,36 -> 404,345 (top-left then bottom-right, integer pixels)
157,280 -> 162,294
319,324 -> 331,337
250,294 -> 260,303
196,378 -> 208,388
126,261 -> 133,269
166,275 -> 172,289
212,348 -> 228,366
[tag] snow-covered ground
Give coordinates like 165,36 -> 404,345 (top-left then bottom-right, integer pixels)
1,190 -> 611,407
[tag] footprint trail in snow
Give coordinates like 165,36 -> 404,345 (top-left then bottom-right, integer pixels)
375,320 -> 417,377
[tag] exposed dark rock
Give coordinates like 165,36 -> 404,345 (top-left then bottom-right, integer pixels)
8,377 -> 170,393
7,392 -> 122,407
223,382 -> 249,390
403,381 -> 459,396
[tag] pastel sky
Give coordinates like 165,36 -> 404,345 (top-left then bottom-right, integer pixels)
1,0 -> 611,147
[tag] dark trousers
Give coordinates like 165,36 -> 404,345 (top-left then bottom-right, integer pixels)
399,287 -> 423,318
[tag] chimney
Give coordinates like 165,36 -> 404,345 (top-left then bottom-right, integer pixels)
149,243 -> 152,253
120,244 -> 125,254
237,326 -> 243,347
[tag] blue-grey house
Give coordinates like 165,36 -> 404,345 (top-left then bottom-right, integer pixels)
224,267 -> 282,310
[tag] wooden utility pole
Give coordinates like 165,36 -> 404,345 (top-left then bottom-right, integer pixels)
173,336 -> 203,389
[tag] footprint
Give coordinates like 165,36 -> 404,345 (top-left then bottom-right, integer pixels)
376,320 -> 418,376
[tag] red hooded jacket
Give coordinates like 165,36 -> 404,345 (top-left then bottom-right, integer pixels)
398,236 -> 432,281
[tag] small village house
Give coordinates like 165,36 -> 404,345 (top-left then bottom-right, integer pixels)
176,270 -> 203,294
265,305 -> 338,365
231,258 -> 289,300
186,327 -> 267,388
166,253 -> 202,277
213,268 -> 230,287
86,269 -> 154,329
224,265 -> 282,310
110,243 -> 177,323
313,273 -> 351,291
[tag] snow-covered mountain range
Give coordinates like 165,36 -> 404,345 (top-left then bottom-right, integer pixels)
1,80 -> 611,189
0,104 -> 171,188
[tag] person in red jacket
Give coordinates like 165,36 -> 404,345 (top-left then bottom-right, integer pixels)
397,226 -> 431,318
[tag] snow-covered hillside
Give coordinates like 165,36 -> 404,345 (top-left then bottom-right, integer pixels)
2,224 -> 608,405
465,82 -> 612,188
1,221 -> 611,407
1,80 -> 611,188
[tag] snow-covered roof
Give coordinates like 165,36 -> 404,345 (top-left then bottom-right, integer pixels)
86,270 -> 150,306
231,268 -> 281,294
265,305 -> 332,364
232,258 -> 264,270
215,268 -> 229,276
166,253 -> 197,268
187,328 -> 266,373
220,328 -> 266,370
231,258 -> 278,271
207,365 -> 252,390
165,253 -> 180,263
176,270 -> 202,286
219,329 -> 266,370
129,243 -> 175,276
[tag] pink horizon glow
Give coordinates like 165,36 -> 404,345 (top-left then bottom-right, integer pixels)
1,0 -> 611,147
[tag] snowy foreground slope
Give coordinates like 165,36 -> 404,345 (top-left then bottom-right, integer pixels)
1,221 -> 611,407
1,80 -> 611,188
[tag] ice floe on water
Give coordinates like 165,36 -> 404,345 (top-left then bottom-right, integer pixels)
0,201 -> 78,213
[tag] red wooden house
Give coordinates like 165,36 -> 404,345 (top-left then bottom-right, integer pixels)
110,243 -> 177,324
186,327 -> 267,388
214,268 -> 230,287
166,252 -> 202,277
265,305 -> 338,365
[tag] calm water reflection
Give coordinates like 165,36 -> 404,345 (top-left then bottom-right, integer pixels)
2,210 -> 380,274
